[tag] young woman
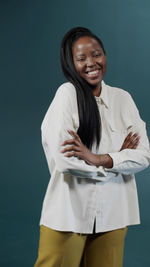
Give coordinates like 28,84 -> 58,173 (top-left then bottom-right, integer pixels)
34,27 -> 150,267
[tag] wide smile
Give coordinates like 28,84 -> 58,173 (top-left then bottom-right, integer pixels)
84,68 -> 102,79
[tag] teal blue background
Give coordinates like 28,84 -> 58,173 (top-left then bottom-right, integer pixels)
1,0 -> 150,266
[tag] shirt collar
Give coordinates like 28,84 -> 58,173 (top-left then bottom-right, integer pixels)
95,80 -> 109,109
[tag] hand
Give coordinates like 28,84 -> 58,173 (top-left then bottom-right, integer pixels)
60,130 -> 99,165
120,131 -> 140,151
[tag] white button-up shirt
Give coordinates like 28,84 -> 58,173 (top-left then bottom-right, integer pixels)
40,81 -> 150,233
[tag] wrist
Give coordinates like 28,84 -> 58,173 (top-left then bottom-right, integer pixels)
95,154 -> 113,168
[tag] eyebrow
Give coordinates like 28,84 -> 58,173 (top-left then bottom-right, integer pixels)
75,49 -> 102,56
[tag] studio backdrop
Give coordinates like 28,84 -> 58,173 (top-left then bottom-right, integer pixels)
0,0 -> 150,266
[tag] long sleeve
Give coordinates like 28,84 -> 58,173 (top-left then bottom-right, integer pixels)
41,83 -> 110,181
107,93 -> 150,175
39,81 -> 145,234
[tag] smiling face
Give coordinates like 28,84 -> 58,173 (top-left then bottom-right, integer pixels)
72,36 -> 107,95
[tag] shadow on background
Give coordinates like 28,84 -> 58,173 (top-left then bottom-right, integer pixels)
0,0 -> 150,266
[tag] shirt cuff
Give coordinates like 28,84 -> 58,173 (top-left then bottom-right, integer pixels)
107,152 -> 122,168
63,166 -> 107,179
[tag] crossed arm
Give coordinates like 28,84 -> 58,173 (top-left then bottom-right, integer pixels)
60,130 -> 140,168
42,85 -> 150,177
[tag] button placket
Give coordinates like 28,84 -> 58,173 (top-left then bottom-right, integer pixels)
85,184 -> 97,231
95,183 -> 104,227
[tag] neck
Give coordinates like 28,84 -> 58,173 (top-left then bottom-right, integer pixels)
92,83 -> 102,97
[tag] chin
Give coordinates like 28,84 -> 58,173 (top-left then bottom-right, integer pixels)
87,79 -> 102,87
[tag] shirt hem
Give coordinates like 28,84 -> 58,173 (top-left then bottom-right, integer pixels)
39,220 -> 141,234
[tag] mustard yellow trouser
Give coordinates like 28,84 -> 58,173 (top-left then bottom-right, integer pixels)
34,225 -> 127,267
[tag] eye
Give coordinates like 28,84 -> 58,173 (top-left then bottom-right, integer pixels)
76,58 -> 85,61
94,52 -> 102,57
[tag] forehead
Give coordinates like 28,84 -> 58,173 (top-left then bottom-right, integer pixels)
72,36 -> 102,53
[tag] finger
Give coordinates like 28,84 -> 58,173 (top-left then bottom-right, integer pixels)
131,133 -> 139,139
129,137 -> 140,148
123,132 -> 133,146
129,135 -> 140,145
126,132 -> 139,141
126,131 -> 133,139
64,151 -> 79,157
60,145 -> 80,153
132,140 -> 140,149
61,139 -> 80,146
121,132 -> 140,150
124,131 -> 133,142
124,132 -> 139,147
127,136 -> 140,148
67,130 -> 82,142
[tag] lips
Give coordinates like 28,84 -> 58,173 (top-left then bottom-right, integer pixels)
85,68 -> 102,79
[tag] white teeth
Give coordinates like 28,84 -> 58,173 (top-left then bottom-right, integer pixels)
87,70 -> 100,76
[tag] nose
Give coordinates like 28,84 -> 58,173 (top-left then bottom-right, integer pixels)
86,56 -> 96,67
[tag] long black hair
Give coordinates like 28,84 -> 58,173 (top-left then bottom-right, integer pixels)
60,27 -> 106,150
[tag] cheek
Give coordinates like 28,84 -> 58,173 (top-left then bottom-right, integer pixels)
100,59 -> 107,74
74,62 -> 83,74
76,62 -> 82,69
103,57 -> 107,67
99,56 -> 106,64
